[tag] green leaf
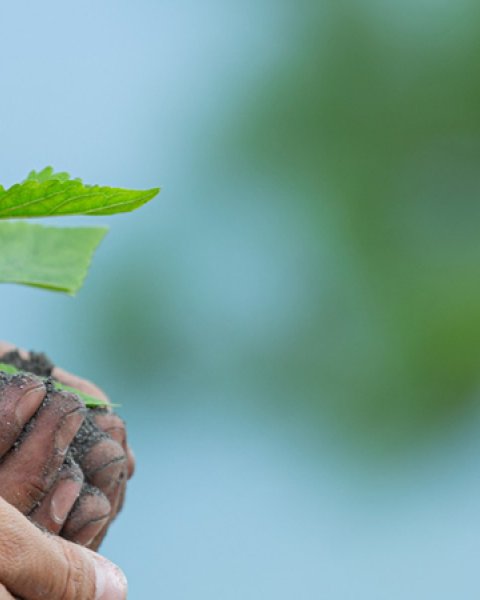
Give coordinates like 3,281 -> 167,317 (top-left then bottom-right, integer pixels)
0,362 -> 112,408
0,167 -> 160,219
24,166 -> 74,184
0,221 -> 107,294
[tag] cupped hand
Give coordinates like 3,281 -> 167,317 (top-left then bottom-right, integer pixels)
51,364 -> 135,550
0,373 -> 85,516
0,341 -> 135,550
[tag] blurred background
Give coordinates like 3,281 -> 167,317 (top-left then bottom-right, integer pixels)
1,0 -> 480,597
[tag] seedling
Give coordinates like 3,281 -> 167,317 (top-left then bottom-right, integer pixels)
0,167 -> 155,549
0,166 -> 159,294
0,166 -> 159,401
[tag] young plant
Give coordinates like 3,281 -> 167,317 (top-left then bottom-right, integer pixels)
0,166 -> 159,402
0,166 -> 154,553
0,166 -> 159,294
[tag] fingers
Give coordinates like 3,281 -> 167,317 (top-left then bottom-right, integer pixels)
0,390 -> 85,514
82,436 -> 128,495
1,346 -> 136,481
29,457 -> 84,534
0,343 -> 133,554
68,416 -> 128,551
53,365 -> 135,483
88,479 -> 127,551
93,412 -> 136,479
0,374 -> 47,458
61,484 -> 111,547
0,496 -> 127,600
50,364 -> 136,481
64,417 -> 127,550
31,452 -> 118,549
78,435 -> 128,544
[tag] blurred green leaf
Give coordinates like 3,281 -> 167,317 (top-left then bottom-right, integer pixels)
0,221 -> 107,294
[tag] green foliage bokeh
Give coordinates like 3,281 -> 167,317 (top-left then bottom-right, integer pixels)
236,0 -> 480,448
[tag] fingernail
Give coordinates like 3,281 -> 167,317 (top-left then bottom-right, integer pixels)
75,516 -> 109,547
55,410 -> 84,454
50,479 -> 82,524
89,551 -> 127,599
15,384 -> 45,425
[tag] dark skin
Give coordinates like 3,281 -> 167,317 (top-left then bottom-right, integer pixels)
0,342 -> 134,551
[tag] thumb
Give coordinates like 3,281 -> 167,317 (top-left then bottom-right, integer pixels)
0,497 -> 127,599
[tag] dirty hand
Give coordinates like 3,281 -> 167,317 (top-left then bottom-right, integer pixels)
0,495 -> 127,599
53,363 -> 135,550
0,371 -> 86,524
0,342 -> 134,550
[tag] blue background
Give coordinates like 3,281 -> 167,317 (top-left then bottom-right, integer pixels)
2,1 -> 480,598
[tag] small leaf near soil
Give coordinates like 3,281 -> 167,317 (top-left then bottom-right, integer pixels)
0,362 -> 113,408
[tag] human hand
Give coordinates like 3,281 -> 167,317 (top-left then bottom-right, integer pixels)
0,342 -> 134,550
0,371 -> 86,518
0,495 -> 127,599
52,365 -> 135,550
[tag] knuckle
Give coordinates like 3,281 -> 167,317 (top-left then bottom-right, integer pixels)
59,541 -> 93,600
0,527 -> 23,569
0,514 -> 34,586
23,474 -> 51,506
84,449 -> 127,481
62,395 -> 84,413
94,413 -> 125,433
61,560 -> 83,600
0,373 -> 42,402
51,389 -> 84,414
